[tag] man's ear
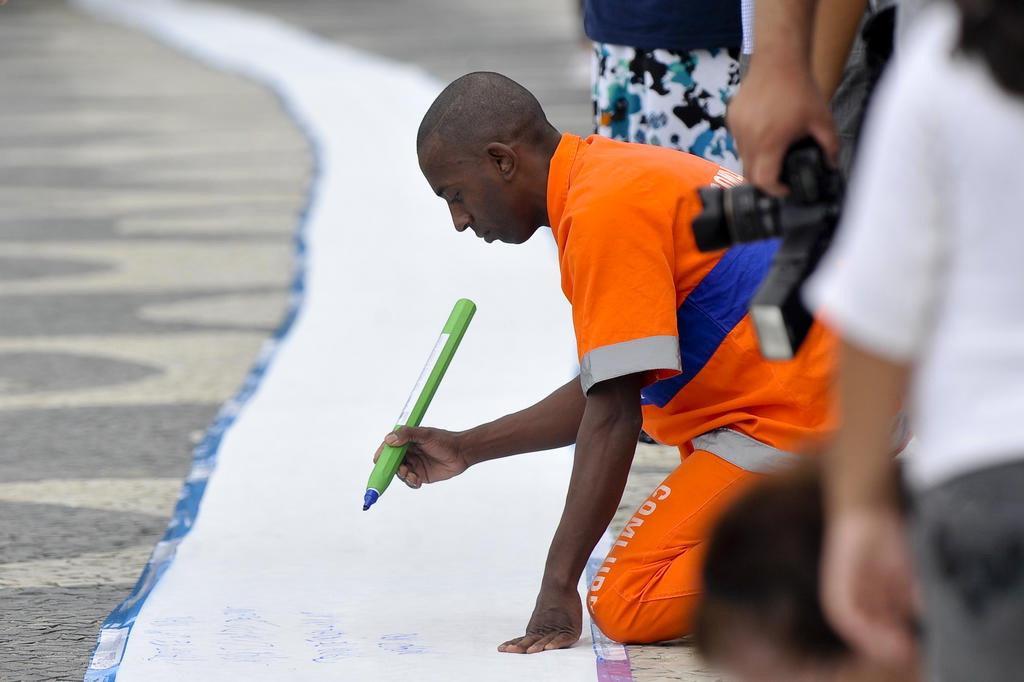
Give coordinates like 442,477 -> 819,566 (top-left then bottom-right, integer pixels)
485,142 -> 517,180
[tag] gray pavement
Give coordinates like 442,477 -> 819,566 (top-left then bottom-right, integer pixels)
0,1 -> 710,680
0,1 -> 307,679
217,0 -> 595,136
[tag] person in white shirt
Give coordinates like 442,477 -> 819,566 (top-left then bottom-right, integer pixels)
807,2 -> 1024,679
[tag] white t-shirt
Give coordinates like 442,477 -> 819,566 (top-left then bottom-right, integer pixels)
807,4 -> 1024,492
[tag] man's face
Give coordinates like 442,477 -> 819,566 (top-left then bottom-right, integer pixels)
418,141 -> 539,245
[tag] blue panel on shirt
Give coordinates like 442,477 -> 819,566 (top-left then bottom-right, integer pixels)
584,0 -> 742,52
641,240 -> 778,408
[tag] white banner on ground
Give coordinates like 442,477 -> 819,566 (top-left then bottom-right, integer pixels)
73,1 -> 622,680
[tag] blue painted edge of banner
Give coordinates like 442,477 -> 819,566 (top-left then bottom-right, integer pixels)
586,551 -> 635,682
82,87 -> 321,681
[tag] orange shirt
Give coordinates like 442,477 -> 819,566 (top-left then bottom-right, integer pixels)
547,133 -> 835,451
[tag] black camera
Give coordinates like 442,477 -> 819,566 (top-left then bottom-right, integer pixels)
692,139 -> 843,360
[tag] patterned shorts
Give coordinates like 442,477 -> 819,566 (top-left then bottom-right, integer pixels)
591,43 -> 742,172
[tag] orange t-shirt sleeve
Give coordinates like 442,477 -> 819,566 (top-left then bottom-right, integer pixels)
565,200 -> 681,394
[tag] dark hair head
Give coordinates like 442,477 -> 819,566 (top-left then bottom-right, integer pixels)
694,464 -> 848,664
955,0 -> 1024,96
416,72 -> 555,154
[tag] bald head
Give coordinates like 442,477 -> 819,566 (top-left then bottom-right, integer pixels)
416,73 -> 560,246
417,72 -> 555,155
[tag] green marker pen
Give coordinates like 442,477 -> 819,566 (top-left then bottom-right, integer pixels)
362,298 -> 476,511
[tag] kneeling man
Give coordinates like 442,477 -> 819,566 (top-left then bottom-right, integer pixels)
379,72 -> 834,652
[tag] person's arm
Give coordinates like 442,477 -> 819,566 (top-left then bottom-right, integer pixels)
825,340 -> 906,512
812,0 -> 869,99
810,23 -> 949,666
819,340 -> 917,665
756,0 -> 817,63
382,375 -> 586,488
728,0 -> 840,194
491,194 -> 680,653
498,372 -> 644,654
458,374 -> 586,465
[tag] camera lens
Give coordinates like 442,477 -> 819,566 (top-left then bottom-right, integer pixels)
727,185 -> 781,243
693,186 -> 732,251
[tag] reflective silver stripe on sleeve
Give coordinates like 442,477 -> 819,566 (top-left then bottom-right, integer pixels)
579,335 -> 680,394
691,428 -> 800,473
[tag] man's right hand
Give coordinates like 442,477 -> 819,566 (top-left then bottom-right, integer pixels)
373,426 -> 469,488
728,56 -> 839,196
371,375 -> 588,490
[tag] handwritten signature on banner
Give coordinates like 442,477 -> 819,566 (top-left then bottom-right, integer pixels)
145,609 -> 431,663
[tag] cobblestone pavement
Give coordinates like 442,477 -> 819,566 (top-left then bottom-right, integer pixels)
0,1 -> 715,680
0,1 -> 309,679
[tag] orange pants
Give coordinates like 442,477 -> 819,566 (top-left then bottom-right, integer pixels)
587,449 -> 761,643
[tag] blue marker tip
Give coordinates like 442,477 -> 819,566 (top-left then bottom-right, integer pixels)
362,489 -> 380,511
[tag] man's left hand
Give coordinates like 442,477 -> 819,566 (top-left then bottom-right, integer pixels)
497,585 -> 582,654
820,505 -> 919,665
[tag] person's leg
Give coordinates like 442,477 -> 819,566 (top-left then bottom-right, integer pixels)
910,459 -> 1024,682
587,449 -> 762,643
642,47 -> 742,172
591,42 -> 644,142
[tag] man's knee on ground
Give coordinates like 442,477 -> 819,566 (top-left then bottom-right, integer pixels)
588,592 -> 645,644
588,587 -> 697,644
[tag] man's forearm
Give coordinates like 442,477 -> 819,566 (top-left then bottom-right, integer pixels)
825,339 -> 909,512
755,0 -> 817,61
812,0 -> 869,99
457,375 -> 586,467
541,378 -> 644,591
